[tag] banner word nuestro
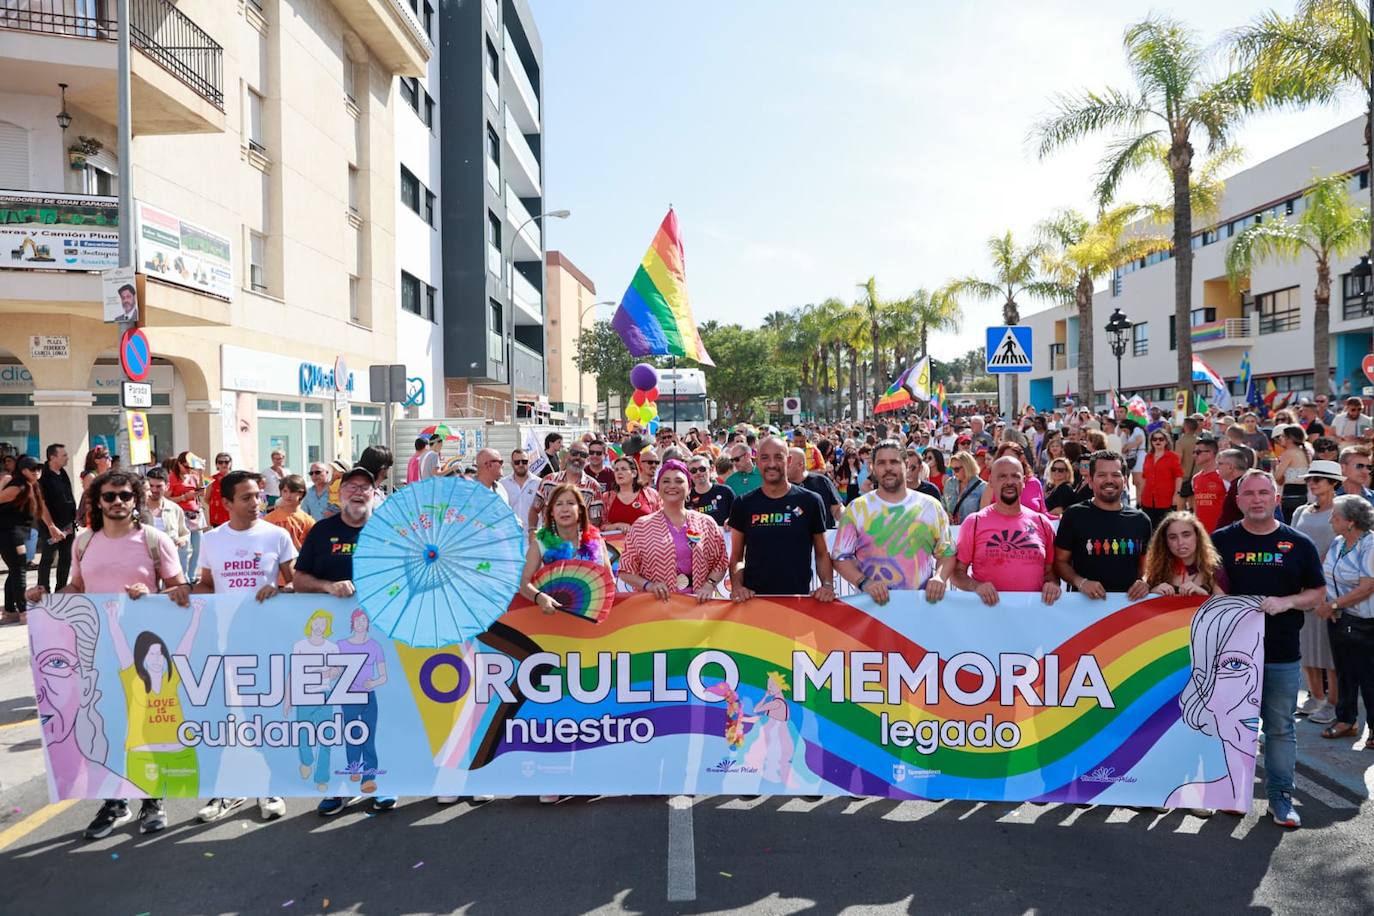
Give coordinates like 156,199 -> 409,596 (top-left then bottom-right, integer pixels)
28,591 -> 1263,811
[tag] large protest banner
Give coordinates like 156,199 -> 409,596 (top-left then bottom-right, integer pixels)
28,591 -> 1263,810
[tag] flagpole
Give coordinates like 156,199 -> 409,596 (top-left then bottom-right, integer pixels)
671,355 -> 677,430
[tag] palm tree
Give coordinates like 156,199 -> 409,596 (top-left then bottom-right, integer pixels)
857,277 -> 886,401
909,287 -> 962,363
836,304 -> 869,420
1039,205 -> 1171,405
1232,0 -> 1374,281
1033,14 -> 1252,395
1224,172 -> 1369,400
944,231 -> 1061,413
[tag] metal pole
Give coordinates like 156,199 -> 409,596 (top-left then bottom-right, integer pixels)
506,232 -> 517,427
117,0 -> 132,275
671,355 -> 677,430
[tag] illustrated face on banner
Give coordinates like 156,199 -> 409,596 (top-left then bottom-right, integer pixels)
30,606 -> 89,747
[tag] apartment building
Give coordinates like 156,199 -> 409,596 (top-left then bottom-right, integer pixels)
394,0 -> 443,421
1024,116 -> 1374,412
544,250 -> 598,423
0,0 -> 432,471
438,0 -> 547,422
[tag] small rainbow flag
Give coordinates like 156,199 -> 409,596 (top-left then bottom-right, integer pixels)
611,209 -> 713,366
874,365 -> 915,413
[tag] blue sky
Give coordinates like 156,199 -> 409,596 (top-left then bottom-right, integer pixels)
530,0 -> 1363,356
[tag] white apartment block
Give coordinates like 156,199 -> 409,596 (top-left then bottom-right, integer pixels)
1024,116 -> 1374,412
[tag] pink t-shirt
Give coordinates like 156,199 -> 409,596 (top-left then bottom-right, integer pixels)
72,527 -> 182,592
956,504 -> 1056,593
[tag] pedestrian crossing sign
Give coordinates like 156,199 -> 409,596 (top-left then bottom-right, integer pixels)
985,325 -> 1033,373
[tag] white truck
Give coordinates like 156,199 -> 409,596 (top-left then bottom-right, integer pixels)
654,367 -> 711,435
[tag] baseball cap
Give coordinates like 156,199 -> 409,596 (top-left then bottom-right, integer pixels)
340,465 -> 375,486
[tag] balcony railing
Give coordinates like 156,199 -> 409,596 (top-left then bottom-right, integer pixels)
504,183 -> 540,251
1191,317 -> 1251,345
512,269 -> 541,319
0,0 -> 224,110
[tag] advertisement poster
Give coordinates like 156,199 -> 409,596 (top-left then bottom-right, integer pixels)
124,410 -> 152,465
27,591 -> 1264,810
135,201 -> 233,300
102,265 -> 139,323
0,190 -> 119,271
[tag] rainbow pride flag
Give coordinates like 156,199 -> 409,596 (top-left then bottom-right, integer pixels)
611,209 -> 713,365
874,365 -> 915,413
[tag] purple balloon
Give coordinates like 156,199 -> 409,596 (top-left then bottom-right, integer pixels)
630,362 -> 659,391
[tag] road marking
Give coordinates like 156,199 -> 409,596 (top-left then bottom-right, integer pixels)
0,800 -> 76,852
0,718 -> 37,730
666,794 -> 696,903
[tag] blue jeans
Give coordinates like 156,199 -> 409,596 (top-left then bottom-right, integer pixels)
296,705 -> 335,786
1261,660 -> 1301,802
186,529 -> 201,581
342,693 -> 378,781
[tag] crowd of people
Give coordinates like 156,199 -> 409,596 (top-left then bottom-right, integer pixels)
4,390 -> 1373,836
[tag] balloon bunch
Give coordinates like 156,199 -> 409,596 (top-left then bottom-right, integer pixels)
623,362 -> 662,434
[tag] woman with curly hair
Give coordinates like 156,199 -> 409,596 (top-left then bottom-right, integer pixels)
1144,511 -> 1227,597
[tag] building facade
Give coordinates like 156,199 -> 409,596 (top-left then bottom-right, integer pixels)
1024,116 -> 1374,412
438,0 -> 547,423
394,0 -> 443,422
0,0 -> 435,472
544,250 -> 598,424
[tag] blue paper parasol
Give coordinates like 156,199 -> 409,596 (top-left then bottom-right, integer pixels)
354,477 -> 525,647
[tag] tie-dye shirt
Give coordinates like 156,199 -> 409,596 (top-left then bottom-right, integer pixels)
833,489 -> 955,589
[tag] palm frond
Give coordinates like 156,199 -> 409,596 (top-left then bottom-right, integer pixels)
1093,131 -> 1166,206
1125,14 -> 1202,106
1224,221 -> 1311,288
1032,88 -> 1152,158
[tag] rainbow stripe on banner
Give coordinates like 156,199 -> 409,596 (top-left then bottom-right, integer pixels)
426,592 -> 1263,808
611,209 -> 713,365
27,592 -> 1262,809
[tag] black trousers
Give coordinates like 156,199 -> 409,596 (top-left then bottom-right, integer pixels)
38,530 -> 72,592
1142,505 -> 1173,531
0,532 -> 26,614
1330,617 -> 1374,728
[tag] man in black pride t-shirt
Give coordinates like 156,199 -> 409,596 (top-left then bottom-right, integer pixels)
1212,469 -> 1326,830
727,436 -> 834,600
1054,450 -> 1152,599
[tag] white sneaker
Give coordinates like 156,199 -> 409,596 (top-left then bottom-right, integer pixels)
258,797 -> 286,820
1297,695 -> 1325,716
436,796 -> 460,804
539,795 -> 559,804
473,794 -> 495,802
197,797 -> 247,822
1308,702 -> 1337,725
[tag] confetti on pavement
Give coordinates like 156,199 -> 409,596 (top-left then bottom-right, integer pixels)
204,852 -> 214,858
719,871 -> 732,878
110,853 -> 119,860
282,901 -> 295,908
413,861 -> 424,869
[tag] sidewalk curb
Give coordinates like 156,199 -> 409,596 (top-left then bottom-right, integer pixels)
0,640 -> 30,677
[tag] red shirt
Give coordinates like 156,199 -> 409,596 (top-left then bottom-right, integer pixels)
1140,450 -> 1182,509
207,470 -> 229,527
604,487 -> 661,527
1191,469 -> 1227,532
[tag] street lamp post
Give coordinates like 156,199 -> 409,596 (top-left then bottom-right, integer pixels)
1105,307 -> 1133,395
506,209 -> 569,426
577,299 -> 616,427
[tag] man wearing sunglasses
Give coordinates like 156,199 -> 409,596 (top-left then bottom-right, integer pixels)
27,469 -> 189,840
1339,445 -> 1374,502
500,449 -> 542,531
527,442 -> 604,532
724,444 -> 762,497
585,438 -> 616,491
301,462 -> 334,521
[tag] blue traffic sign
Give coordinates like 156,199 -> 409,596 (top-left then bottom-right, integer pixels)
120,328 -> 150,382
985,325 -> 1033,374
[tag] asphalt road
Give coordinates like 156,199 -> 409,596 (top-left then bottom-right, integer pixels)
1,650 -> 1372,915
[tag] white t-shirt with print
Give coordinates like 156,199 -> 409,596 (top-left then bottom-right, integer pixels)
198,519 -> 298,592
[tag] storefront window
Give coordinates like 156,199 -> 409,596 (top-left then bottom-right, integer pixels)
0,415 -> 39,457
305,417 -> 323,465
259,416 -> 303,475
87,412 -> 172,465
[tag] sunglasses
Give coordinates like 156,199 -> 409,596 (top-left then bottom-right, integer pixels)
100,490 -> 135,504
643,460 -> 661,467
690,467 -> 709,474
589,450 -> 605,457
568,450 -> 589,458
732,455 -> 749,463
512,459 -> 529,466
216,460 -> 230,466
309,470 -> 325,476
1354,463 -> 1372,472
